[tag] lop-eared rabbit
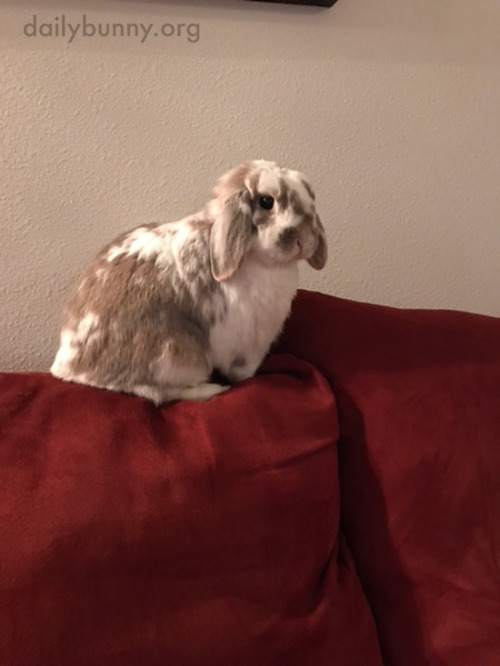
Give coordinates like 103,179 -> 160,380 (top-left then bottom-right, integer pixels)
51,160 -> 328,403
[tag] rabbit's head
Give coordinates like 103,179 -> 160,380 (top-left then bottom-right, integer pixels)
208,160 -> 327,281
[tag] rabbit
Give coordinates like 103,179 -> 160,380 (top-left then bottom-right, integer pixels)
50,160 -> 328,404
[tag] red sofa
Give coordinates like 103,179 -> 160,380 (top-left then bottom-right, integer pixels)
1,290 -> 499,666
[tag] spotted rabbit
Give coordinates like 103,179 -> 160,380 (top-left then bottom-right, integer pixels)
51,160 -> 327,403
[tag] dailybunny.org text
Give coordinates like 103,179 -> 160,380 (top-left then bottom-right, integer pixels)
23,15 -> 200,44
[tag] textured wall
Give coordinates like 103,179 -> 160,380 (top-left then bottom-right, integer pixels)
2,0 -> 499,372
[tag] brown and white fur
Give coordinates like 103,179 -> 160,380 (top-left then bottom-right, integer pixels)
51,160 -> 328,403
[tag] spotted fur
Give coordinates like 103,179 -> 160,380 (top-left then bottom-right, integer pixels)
51,160 -> 328,403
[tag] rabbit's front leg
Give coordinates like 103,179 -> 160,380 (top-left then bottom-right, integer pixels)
226,354 -> 262,384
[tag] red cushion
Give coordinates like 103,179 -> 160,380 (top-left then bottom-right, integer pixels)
0,355 -> 382,666
278,291 -> 500,666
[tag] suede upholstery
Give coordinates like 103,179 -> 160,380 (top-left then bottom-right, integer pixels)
1,290 -> 499,665
277,291 -> 500,666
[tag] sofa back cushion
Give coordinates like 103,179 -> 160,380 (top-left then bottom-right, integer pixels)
0,355 -> 382,666
278,291 -> 500,666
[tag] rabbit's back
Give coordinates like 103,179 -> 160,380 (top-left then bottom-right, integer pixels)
51,218 -> 224,395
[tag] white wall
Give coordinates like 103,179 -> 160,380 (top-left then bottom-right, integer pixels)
1,0 -> 499,372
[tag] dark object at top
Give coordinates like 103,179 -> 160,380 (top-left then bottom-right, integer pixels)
247,0 -> 338,7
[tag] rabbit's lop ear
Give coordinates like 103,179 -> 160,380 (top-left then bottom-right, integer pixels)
307,215 -> 328,270
210,190 -> 254,282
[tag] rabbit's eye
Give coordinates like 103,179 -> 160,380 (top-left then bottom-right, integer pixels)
258,195 -> 274,211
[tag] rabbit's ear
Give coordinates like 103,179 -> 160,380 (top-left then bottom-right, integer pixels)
307,215 -> 328,270
210,190 -> 254,282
